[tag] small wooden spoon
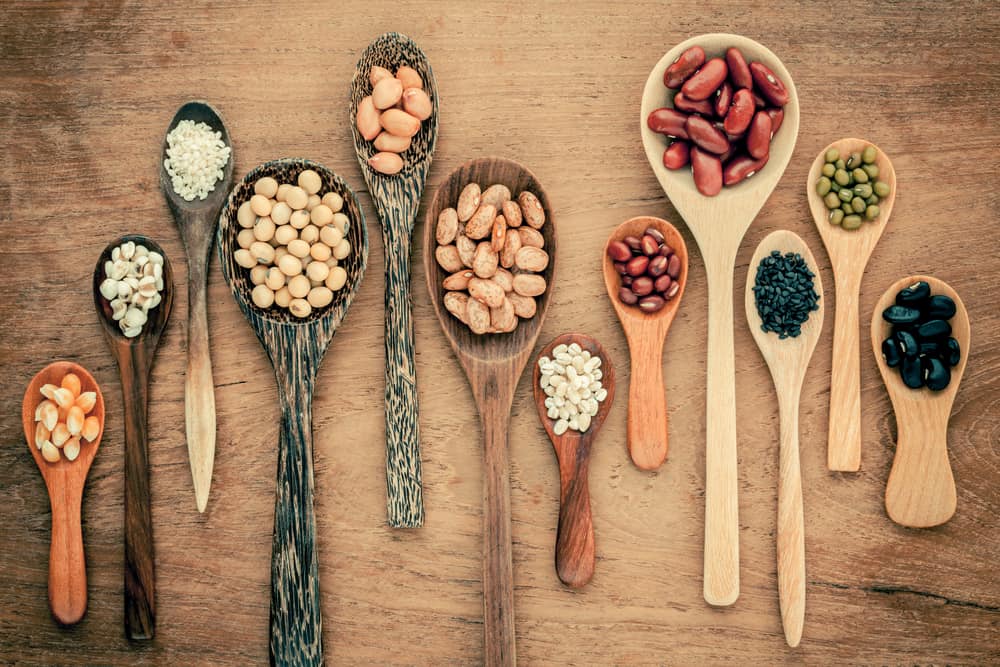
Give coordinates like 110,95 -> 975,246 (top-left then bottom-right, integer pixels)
350,32 -> 439,529
532,333 -> 616,588
424,157 -> 555,667
22,362 -> 106,626
871,276 -> 969,528
602,216 -> 687,470
807,138 -> 897,472
160,100 -> 234,513
218,159 -> 369,666
93,234 -> 174,640
744,230 -> 824,648
641,33 -> 800,606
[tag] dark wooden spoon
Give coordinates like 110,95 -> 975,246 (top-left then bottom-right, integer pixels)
160,100 -> 234,513
92,234 -> 174,640
350,32 -> 439,528
424,157 -> 555,666
218,158 -> 369,666
532,334 -> 615,588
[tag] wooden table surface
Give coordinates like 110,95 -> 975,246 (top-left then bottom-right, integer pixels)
1,1 -> 998,664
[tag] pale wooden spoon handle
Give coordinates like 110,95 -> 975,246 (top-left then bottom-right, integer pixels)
828,271 -> 862,471
886,417 -> 956,527
777,393 -> 805,647
185,270 -> 216,513
48,482 -> 87,625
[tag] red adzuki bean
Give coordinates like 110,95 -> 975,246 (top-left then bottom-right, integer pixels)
662,141 -> 690,169
725,47 -> 752,89
746,111 -> 772,159
626,255 -> 649,276
607,241 -> 631,262
632,276 -> 654,296
648,255 -> 668,277
681,58 -> 728,101
654,274 -> 672,292
618,286 -> 638,305
664,46 -> 706,88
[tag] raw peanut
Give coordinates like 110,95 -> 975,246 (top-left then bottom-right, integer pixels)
491,267 -> 514,292
673,92 -> 714,116
690,146 -> 723,196
662,141 -> 690,169
374,132 -> 411,153
370,66 -> 392,87
723,152 -> 769,186
490,297 -> 516,332
500,226 -> 522,268
435,245 -> 464,272
508,292 -> 537,318
746,111 -> 772,159
395,66 -> 423,90
518,191 -> 545,229
468,277 -> 506,308
723,88 -> 754,135
464,203 -> 497,240
466,297 -> 491,334
647,108 -> 689,138
512,274 -> 546,297
443,270 -> 474,291
369,152 -> 404,175
436,208 -> 459,244
472,242 -> 499,278
749,61 -> 790,106
457,183 -> 481,222
402,88 -> 432,121
379,108 -> 421,137
515,246 -> 549,272
664,45 -> 705,88
714,81 -> 733,118
481,184 -> 512,208
725,47 -> 752,88
457,234 -> 476,267
372,76 -> 404,109
356,96 -> 381,140
518,227 -> 544,248
765,107 -> 784,134
491,215 -> 507,252
681,57 -> 728,101
607,241 -> 631,262
444,291 -> 470,323
501,200 -> 522,228
685,115 -> 730,154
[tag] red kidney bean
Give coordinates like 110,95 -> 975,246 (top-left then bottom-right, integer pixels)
626,255 -> 649,276
614,261 -> 627,275
685,115 -> 730,154
607,240 -> 631,262
681,57 -> 728,101
718,145 -> 735,164
714,81 -> 732,118
641,234 -> 659,256
749,61 -> 790,106
723,88 -> 754,135
664,45 -> 706,88
725,47 -> 752,89
722,152 -> 770,186
662,141 -> 690,170
667,254 -> 681,279
648,255 -> 668,277
647,108 -> 689,138
674,92 -> 714,116
753,91 -> 767,108
765,107 -> 784,134
746,111 -> 772,159
618,286 -> 638,305
639,295 -> 666,313
624,235 -> 642,252
654,274 -> 672,292
645,227 -> 665,243
632,276 -> 654,296
690,146 -> 722,196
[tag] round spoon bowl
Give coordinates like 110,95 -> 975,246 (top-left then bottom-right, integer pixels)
93,235 -> 175,342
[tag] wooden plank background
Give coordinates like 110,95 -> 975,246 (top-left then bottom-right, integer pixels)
1,1 -> 998,664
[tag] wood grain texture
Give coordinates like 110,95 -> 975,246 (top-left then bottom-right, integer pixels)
1,2 -> 999,664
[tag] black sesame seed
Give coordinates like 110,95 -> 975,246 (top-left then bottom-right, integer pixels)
753,250 -> 820,339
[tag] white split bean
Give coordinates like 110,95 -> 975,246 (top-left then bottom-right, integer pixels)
100,241 -> 166,338
537,343 -> 607,433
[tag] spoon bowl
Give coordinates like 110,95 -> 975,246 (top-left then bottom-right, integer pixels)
808,138 -> 897,472
601,216 -> 687,470
532,333 -> 615,588
22,361 -> 105,626
641,33 -> 800,607
871,275 -> 969,528
745,230 -> 824,647
160,99 -> 234,513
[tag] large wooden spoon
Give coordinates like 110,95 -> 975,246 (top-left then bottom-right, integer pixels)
871,276 -> 969,528
744,230 -> 824,647
808,138 -> 897,472
218,159 -> 369,666
160,100 -> 234,513
641,33 -> 800,606
532,333 -> 616,588
601,216 -> 687,470
424,157 -> 556,667
22,362 -> 106,626
350,32 -> 439,529
93,234 -> 174,640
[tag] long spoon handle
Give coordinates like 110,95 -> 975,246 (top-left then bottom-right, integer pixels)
381,223 -> 423,528
776,391 -> 805,647
828,270 -> 862,471
625,331 -> 669,469
48,478 -> 87,625
555,440 -> 595,588
703,253 -> 740,607
185,253 -> 217,512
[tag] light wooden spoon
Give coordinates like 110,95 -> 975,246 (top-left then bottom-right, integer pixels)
22,362 -> 106,626
601,216 -> 687,470
871,276 -> 969,528
641,33 -> 800,606
424,157 -> 555,667
808,138 -> 897,472
744,230 -> 824,647
532,333 -> 616,588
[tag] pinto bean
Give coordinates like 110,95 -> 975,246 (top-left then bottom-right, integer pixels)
664,45 -> 706,88
681,58 -> 728,101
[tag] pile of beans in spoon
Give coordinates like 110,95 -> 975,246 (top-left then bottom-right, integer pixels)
648,45 -> 789,196
880,281 -> 961,390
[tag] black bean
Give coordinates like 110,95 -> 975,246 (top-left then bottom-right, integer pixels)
919,340 -> 941,356
881,337 -> 901,367
895,329 -> 918,359
923,356 -> 951,391
882,305 -> 921,325
925,294 -> 957,319
901,356 -> 924,388
946,337 -> 961,367
895,280 -> 930,308
917,319 -> 952,339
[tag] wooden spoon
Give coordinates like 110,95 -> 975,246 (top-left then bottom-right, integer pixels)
218,159 -> 369,666
744,230 -> 824,647
871,276 -> 969,528
22,362 -> 106,626
532,333 -> 615,588
641,33 -> 800,606
160,100 -> 234,513
350,32 -> 439,529
808,138 -> 897,472
424,157 -> 555,666
93,234 -> 174,640
601,216 -> 687,470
